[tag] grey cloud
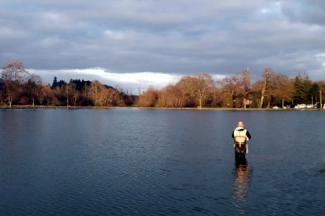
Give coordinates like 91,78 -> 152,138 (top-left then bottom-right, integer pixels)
0,0 -> 324,82
280,0 -> 325,26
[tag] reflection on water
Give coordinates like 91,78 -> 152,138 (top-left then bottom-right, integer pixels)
233,161 -> 250,215
1,110 -> 325,215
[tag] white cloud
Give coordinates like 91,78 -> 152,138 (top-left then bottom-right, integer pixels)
29,68 -> 182,93
259,2 -> 281,15
28,68 -> 226,94
0,27 -> 29,39
315,53 -> 325,67
104,29 -> 131,40
39,36 -> 62,47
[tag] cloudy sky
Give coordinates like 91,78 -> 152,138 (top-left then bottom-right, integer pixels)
1,0 -> 325,91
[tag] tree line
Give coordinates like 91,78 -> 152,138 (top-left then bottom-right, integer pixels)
138,68 -> 325,109
0,61 -> 136,107
1,60 -> 324,109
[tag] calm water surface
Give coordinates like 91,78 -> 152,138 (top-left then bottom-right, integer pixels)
0,109 -> 324,216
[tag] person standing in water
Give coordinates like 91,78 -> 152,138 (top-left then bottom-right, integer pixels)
232,121 -> 251,153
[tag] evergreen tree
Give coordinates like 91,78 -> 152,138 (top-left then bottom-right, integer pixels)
52,77 -> 58,88
293,74 -> 312,104
309,83 -> 319,104
293,76 -> 305,104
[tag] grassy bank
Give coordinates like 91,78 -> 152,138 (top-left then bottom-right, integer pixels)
0,105 -> 323,111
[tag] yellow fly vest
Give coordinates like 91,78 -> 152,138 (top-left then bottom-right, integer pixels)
234,129 -> 248,143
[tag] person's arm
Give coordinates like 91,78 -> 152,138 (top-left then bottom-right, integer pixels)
246,130 -> 252,140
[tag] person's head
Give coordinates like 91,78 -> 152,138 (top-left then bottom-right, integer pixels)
237,121 -> 245,128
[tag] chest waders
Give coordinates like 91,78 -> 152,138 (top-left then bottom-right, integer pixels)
233,129 -> 248,162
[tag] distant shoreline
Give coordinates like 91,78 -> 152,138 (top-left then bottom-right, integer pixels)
0,105 -> 322,111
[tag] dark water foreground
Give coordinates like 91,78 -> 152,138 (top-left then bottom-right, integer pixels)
0,109 -> 324,216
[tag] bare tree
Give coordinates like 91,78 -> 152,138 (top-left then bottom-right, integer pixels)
318,81 -> 325,109
2,60 -> 31,82
158,85 -> 184,107
25,80 -> 41,107
259,68 -> 273,108
219,75 -> 240,108
195,74 -> 214,108
89,81 -> 104,106
176,74 -> 214,108
236,69 -> 251,109
270,74 -> 294,108
4,80 -> 20,107
137,87 -> 158,107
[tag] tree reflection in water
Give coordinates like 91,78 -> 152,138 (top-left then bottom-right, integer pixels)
233,159 -> 250,215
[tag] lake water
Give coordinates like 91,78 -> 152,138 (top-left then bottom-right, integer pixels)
0,109 -> 324,216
